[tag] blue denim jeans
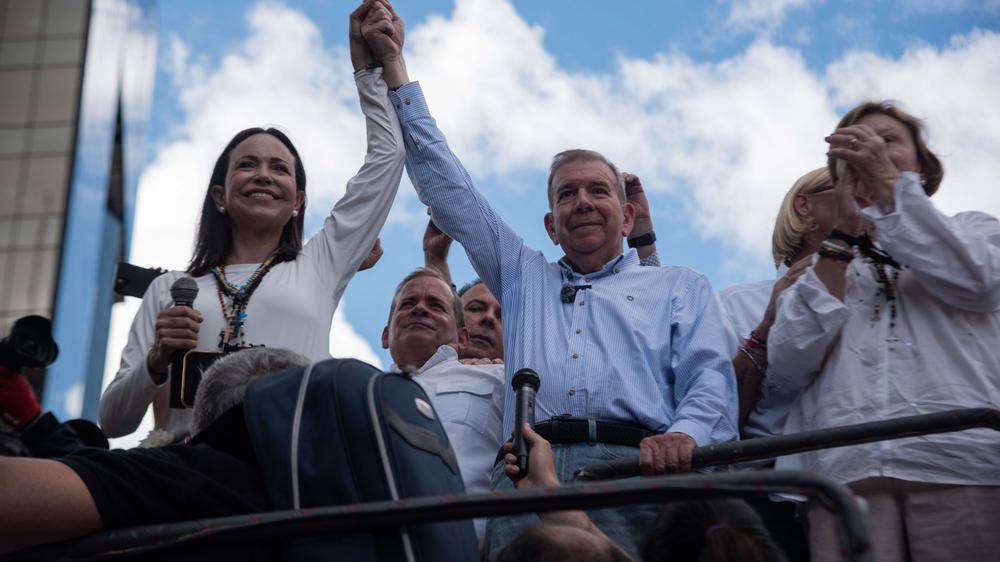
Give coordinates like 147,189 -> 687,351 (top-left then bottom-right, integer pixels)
483,442 -> 661,561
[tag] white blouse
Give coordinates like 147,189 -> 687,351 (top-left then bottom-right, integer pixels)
98,69 -> 405,440
769,172 -> 1000,486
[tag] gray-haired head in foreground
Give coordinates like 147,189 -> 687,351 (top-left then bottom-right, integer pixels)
546,149 -> 626,208
191,347 -> 309,435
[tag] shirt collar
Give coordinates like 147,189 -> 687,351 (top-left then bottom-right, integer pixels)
557,249 -> 638,281
391,344 -> 457,375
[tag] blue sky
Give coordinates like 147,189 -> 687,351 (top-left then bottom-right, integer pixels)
111,0 -> 1000,386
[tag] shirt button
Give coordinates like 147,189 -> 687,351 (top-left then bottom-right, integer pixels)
572,352 -> 579,359
404,98 -> 411,105
395,104 -> 401,109
568,389 -> 575,396
575,328 -> 582,334
582,278 -> 589,283
613,268 -> 620,273
578,300 -> 585,306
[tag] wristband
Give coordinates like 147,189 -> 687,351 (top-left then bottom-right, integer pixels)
147,358 -> 168,385
627,232 -> 656,248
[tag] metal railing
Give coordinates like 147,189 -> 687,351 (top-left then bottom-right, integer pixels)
574,407 -> 1000,480
16,407 -> 1000,562
14,471 -> 871,562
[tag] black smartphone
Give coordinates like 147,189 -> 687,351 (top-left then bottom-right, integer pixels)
114,263 -> 166,298
169,349 -> 225,409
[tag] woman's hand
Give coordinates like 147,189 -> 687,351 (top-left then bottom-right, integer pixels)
349,0 -> 377,71
830,164 -> 870,238
757,256 -> 810,338
146,306 -> 203,381
827,124 -> 898,211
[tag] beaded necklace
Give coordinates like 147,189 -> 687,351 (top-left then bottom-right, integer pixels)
210,255 -> 275,351
870,262 -> 901,328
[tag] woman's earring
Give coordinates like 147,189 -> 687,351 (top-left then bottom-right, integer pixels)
292,210 -> 299,218
218,206 -> 226,213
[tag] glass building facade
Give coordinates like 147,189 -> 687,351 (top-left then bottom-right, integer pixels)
0,0 -> 155,420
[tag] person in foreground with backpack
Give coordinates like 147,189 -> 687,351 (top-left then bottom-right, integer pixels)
0,347 -> 306,556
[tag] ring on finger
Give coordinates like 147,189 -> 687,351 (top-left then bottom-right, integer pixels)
849,136 -> 859,146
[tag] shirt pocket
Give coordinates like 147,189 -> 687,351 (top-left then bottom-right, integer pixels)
434,379 -> 499,438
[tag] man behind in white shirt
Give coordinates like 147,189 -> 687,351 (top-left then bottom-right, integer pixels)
381,268 -> 505,538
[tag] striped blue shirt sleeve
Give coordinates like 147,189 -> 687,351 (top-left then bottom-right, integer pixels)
389,82 -> 525,303
668,274 -> 739,446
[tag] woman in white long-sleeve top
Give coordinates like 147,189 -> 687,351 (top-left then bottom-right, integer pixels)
99,0 -> 408,442
769,101 -> 1000,562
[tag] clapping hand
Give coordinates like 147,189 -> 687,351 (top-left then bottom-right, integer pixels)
827,124 -> 898,212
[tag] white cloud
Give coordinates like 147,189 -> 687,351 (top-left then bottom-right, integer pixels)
723,0 -> 814,32
400,0 -> 1000,277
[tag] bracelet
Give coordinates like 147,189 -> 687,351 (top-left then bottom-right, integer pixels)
737,345 -> 765,373
147,359 -> 167,385
819,240 -> 854,262
747,330 -> 767,348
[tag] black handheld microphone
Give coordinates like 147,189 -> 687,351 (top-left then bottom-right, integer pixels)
512,368 -> 541,476
560,282 -> 593,304
170,276 -> 199,308
168,277 -> 199,404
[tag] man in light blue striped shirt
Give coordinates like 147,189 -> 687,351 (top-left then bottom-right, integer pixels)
362,6 -> 736,558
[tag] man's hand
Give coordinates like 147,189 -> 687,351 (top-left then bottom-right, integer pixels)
361,1 -> 404,64
502,423 -> 560,488
423,215 -> 453,262
639,432 -> 696,475
359,238 -> 383,271
423,213 -> 454,285
623,173 -> 652,228
360,1 -> 409,88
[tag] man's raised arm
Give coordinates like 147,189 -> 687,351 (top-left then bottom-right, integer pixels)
360,1 -> 529,300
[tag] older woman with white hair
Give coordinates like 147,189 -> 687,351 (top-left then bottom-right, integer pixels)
769,101 -> 1000,562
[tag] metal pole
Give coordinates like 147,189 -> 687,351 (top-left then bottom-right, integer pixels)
574,408 -> 1000,481
18,471 -> 872,562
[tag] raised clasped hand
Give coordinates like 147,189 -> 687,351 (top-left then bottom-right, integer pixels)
360,0 -> 404,64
